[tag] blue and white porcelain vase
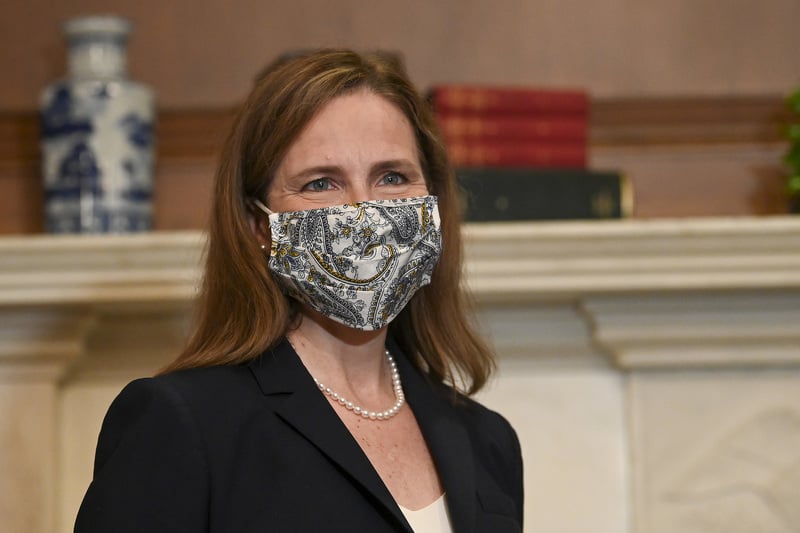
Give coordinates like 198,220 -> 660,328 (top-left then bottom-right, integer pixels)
40,15 -> 155,233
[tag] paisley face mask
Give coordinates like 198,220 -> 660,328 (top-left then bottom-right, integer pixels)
253,195 -> 442,331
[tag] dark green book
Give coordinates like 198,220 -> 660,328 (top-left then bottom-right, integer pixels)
456,167 -> 631,221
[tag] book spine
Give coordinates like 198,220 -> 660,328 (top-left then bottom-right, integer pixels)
447,140 -> 586,168
430,85 -> 588,115
437,113 -> 587,142
456,168 -> 629,221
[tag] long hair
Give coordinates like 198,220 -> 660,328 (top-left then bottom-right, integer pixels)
162,49 -> 494,394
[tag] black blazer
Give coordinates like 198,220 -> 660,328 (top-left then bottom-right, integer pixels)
75,339 -> 523,532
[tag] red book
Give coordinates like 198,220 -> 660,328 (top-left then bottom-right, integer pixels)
430,85 -> 588,115
446,140 -> 586,168
437,113 -> 587,142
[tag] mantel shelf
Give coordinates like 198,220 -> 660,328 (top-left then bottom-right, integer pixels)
0,217 -> 798,307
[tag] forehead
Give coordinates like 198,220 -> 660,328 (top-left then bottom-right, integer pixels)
282,89 -> 419,162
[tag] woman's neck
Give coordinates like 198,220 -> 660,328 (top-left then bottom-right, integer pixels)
287,306 -> 392,399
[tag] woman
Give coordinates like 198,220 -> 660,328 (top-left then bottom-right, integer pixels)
75,49 -> 523,533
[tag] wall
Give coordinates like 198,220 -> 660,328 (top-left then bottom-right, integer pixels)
1,0 -> 798,110
0,0 -> 797,234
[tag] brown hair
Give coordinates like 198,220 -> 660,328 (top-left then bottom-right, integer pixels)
162,49 -> 494,394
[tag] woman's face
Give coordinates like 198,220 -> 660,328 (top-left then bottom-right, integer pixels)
267,88 -> 429,212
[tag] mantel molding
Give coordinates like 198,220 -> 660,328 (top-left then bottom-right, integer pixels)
0,231 -> 204,307
0,217 -> 799,308
465,216 -> 800,302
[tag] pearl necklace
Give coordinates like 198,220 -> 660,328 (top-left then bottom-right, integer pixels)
312,349 -> 405,421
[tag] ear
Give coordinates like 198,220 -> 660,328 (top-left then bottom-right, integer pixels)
248,207 -> 270,247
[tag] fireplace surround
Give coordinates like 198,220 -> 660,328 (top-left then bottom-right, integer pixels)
1,217 -> 799,532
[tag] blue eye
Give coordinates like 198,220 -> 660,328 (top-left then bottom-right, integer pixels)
303,178 -> 332,192
381,172 -> 406,185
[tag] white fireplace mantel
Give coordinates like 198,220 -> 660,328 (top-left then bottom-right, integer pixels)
464,216 -> 800,299
1,216 -> 799,533
0,216 -> 798,306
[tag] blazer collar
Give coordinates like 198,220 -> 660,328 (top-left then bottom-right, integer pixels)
248,338 -> 476,533
389,339 -> 477,533
247,340 -> 411,530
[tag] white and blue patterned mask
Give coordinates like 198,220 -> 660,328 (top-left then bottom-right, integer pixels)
254,195 -> 442,331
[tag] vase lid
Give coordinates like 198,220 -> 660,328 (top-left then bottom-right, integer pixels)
63,16 -> 131,40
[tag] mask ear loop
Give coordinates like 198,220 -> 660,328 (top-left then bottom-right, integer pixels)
251,198 -> 273,215
249,198 -> 272,250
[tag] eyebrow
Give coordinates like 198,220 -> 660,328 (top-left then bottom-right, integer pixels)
289,165 -> 341,182
371,159 -> 420,175
289,159 -> 421,181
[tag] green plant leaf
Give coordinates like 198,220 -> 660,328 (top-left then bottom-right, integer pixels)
788,88 -> 800,114
785,143 -> 800,173
784,88 -> 800,193
787,174 -> 800,195
788,124 -> 800,141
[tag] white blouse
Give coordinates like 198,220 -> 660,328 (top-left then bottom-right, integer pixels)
398,493 -> 453,533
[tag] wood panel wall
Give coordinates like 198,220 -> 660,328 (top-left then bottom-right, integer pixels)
1,0 -> 796,233
0,97 -> 790,235
2,0 -> 798,111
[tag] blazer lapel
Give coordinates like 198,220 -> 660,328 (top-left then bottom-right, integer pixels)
247,340 -> 412,532
392,343 -> 477,533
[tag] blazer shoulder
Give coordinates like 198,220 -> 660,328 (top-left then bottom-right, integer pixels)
92,365 -> 251,465
100,364 -> 263,452
429,382 -> 519,448
152,362 -> 256,396
455,393 -> 520,458
76,373 -> 215,531
142,363 -> 266,428
446,389 -> 524,523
